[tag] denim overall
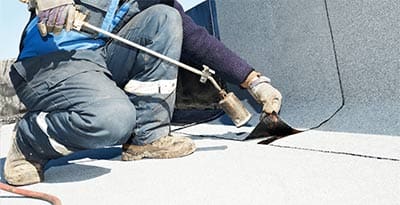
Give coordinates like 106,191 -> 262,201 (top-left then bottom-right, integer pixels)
10,0 -> 182,159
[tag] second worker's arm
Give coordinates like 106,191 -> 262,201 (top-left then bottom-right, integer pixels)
173,0 -> 282,113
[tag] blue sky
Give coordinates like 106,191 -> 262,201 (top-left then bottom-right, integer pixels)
0,1 -> 30,59
0,0 -> 203,60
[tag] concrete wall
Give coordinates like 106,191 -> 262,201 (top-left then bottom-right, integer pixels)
215,0 -> 399,136
0,58 -> 25,125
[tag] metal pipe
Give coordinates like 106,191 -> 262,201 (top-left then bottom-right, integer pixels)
74,19 -> 252,127
82,22 -> 223,91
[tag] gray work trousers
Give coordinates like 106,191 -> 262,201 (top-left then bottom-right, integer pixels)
9,5 -> 183,160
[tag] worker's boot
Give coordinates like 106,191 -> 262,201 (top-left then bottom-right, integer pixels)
4,132 -> 47,186
121,134 -> 196,161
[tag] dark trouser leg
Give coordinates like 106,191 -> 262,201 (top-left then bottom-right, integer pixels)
9,50 -> 136,161
106,5 -> 183,145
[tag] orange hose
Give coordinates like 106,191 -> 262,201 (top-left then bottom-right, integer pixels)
0,182 -> 61,205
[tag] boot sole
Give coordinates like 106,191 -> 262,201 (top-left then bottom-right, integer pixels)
121,143 -> 196,161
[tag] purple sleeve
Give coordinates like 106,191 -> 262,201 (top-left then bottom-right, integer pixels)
173,1 -> 254,85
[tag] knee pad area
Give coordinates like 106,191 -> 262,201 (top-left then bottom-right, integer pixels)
68,100 -> 136,148
147,4 -> 181,21
143,5 -> 183,34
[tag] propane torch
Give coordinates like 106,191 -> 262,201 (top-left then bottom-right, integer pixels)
72,11 -> 252,127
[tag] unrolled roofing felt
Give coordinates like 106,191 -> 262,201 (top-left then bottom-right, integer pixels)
317,0 -> 400,136
215,0 -> 399,136
216,0 -> 343,130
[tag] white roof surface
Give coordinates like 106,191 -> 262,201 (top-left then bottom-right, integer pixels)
1,123 -> 399,205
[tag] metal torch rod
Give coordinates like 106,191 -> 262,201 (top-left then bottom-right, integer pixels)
81,22 -> 223,91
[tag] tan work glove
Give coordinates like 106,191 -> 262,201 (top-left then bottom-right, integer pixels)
247,75 -> 282,114
27,0 -> 76,36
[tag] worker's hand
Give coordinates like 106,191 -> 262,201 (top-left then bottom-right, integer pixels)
247,75 -> 282,114
37,4 -> 76,36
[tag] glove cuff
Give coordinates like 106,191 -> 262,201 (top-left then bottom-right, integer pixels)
34,0 -> 74,11
248,76 -> 271,89
247,76 -> 271,104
